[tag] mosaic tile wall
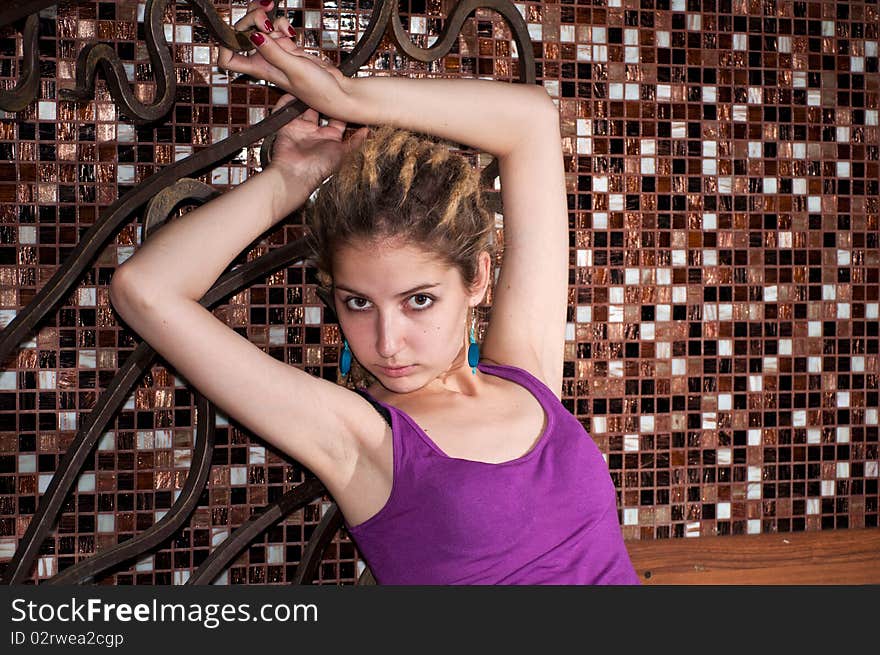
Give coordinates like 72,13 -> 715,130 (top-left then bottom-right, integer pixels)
0,0 -> 878,584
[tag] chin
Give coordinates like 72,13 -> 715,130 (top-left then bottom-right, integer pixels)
373,370 -> 429,394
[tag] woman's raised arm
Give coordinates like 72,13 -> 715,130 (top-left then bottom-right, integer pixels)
224,16 -> 556,157
350,73 -> 569,392
224,10 -> 569,395
109,100 -> 385,502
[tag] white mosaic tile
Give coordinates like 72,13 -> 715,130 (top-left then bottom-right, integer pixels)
2,310 -> 19,328
18,454 -> 36,473
156,430 -> 172,449
137,432 -> 153,449
78,350 -> 96,368
117,164 -> 135,184
747,482 -> 762,500
249,446 -> 266,465
212,528 -> 229,547
19,225 -> 36,244
230,465 -> 247,486
98,513 -> 115,533
98,432 -> 116,450
135,554 -> 154,572
38,557 -> 55,578
0,370 -> 16,390
77,472 -> 95,492
38,101 -> 56,121
268,545 -> 284,564
59,412 -> 77,431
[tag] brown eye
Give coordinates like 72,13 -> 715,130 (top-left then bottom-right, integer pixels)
408,294 -> 434,310
345,297 -> 371,311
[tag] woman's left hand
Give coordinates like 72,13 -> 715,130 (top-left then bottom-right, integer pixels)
217,1 -> 356,121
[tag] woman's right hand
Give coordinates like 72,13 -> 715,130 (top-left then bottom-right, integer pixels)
216,1 -> 356,121
266,92 -> 369,190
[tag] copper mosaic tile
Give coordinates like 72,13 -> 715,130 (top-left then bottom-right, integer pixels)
0,0 -> 878,584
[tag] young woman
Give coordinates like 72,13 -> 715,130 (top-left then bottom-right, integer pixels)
109,1 -> 639,585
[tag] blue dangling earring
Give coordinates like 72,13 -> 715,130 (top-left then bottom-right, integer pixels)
467,312 -> 480,375
339,338 -> 352,378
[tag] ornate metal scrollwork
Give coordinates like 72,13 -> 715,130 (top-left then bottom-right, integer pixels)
0,14 -> 39,111
60,0 -> 256,124
0,0 -> 535,585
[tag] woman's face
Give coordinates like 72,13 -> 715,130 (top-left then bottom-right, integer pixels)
332,237 -> 488,394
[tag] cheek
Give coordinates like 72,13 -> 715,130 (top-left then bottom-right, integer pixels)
338,316 -> 369,347
423,309 -> 464,345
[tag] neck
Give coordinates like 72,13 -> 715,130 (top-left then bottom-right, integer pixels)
423,342 -> 481,397
370,335 -> 481,401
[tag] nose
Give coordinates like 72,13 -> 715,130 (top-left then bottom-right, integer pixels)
375,311 -> 404,360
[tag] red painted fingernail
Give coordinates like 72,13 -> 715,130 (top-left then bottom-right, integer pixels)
264,19 -> 274,31
250,32 -> 265,45
259,1 -> 272,6
288,25 -> 296,37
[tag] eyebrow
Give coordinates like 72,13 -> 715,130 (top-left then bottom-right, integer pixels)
334,283 -> 440,300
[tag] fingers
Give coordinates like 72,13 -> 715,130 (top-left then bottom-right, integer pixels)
233,0 -> 296,50
243,22 -> 312,74
217,46 -> 258,75
224,0 -> 328,65
271,94 -> 316,123
217,42 -> 282,83
344,126 -> 371,153
271,92 -> 297,112
299,108 -> 320,123
217,0 -> 344,107
326,118 -> 346,132
233,1 -> 275,35
252,7 -> 306,56
218,0 -> 289,80
313,115 -> 352,137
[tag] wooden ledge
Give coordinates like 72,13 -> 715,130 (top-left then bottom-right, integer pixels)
625,527 -> 880,585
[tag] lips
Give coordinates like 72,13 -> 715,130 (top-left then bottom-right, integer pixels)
378,365 -> 415,378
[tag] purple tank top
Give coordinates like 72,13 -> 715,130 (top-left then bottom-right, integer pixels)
344,361 -> 640,585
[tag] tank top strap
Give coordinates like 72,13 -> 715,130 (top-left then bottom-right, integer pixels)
476,361 -> 560,404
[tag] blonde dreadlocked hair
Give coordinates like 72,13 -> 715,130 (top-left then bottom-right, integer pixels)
302,124 -> 496,388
